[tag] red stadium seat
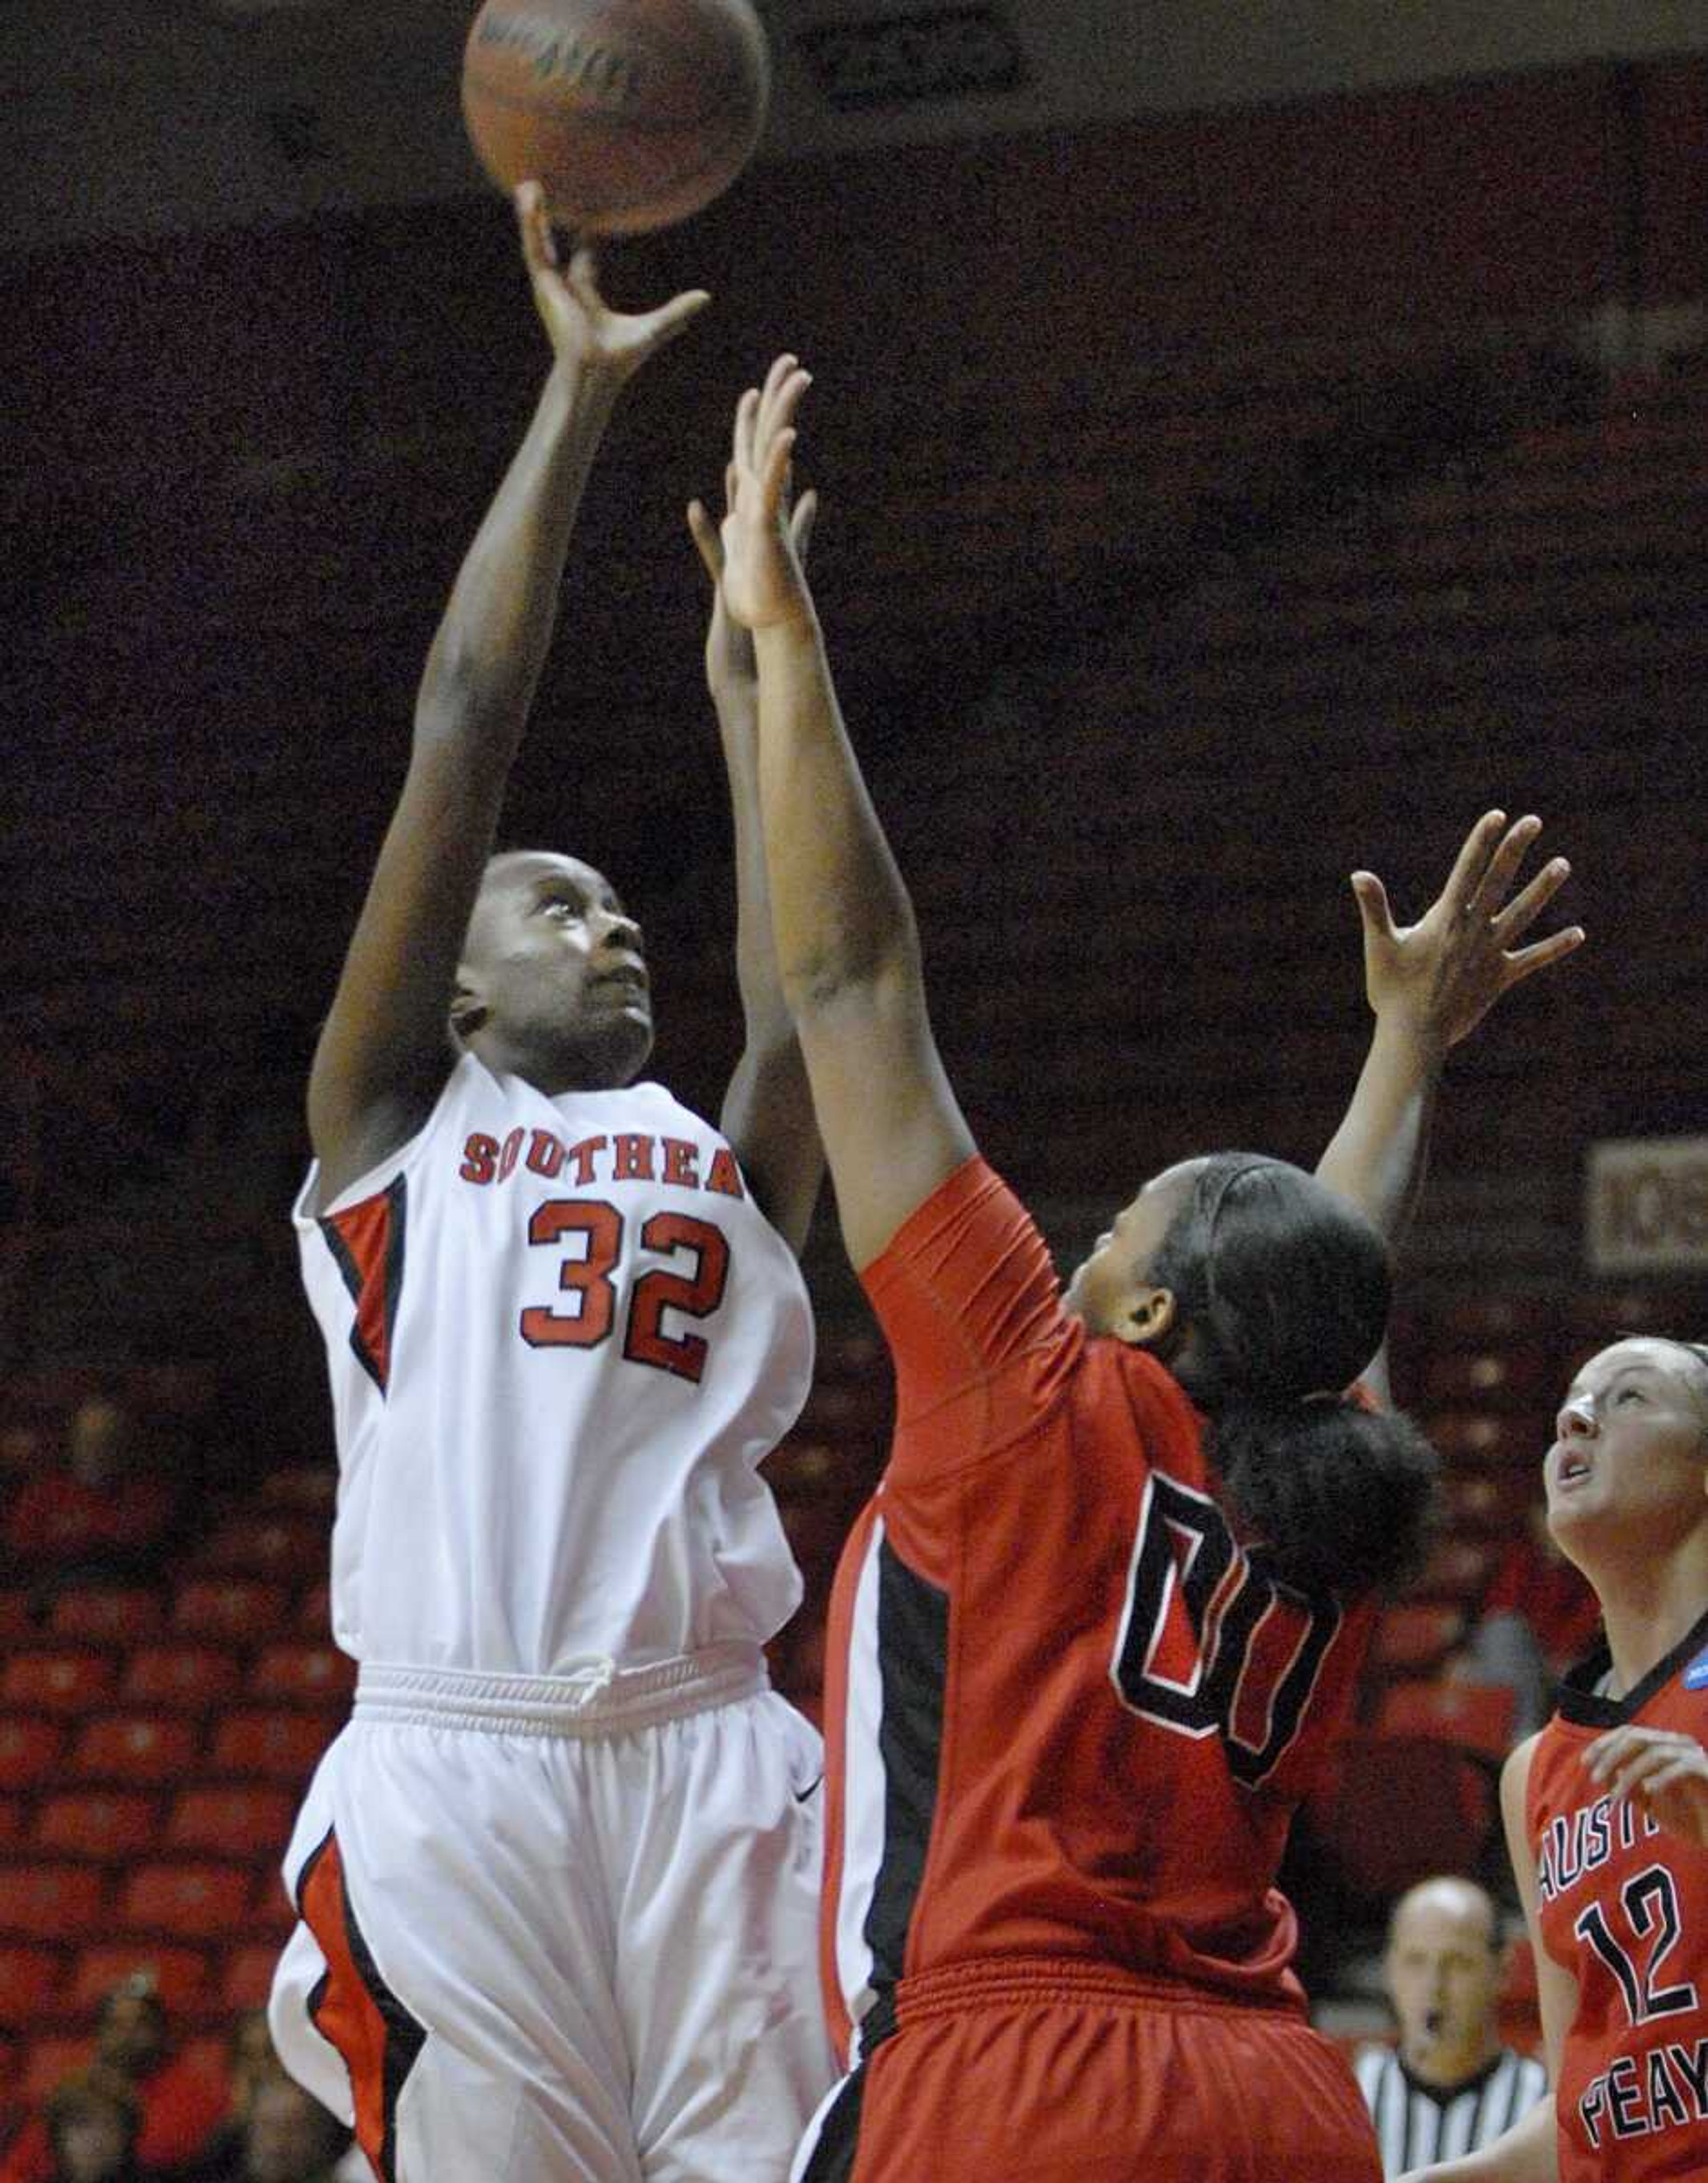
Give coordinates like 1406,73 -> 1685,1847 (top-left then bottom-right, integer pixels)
1409,1533 -> 1500,1605
115,1860 -> 252,1940
218,1940 -> 282,2011
65,1941 -> 210,2018
0,1592 -> 35,1640
31,1791 -> 159,1862
163,1784 -> 295,1859
0,1860 -> 107,1941
0,1944 -> 66,2029
1422,1409 -> 1550,1469
1373,1679 -> 1517,1761
207,1708 -> 337,1783
172,1577 -> 291,1645
1417,1343 -> 1555,1411
48,1585 -> 166,1646
189,1514 -> 325,1584
20,2034 -> 91,2105
1369,1602 -> 1465,1675
257,1467 -> 337,1516
1438,1468 -> 1538,1536
248,1643 -> 355,1706
0,1715 -> 64,1792
1,1648 -> 118,1715
0,1799 -> 20,1849
121,1643 -> 244,1710
69,1711 -> 201,1786
1309,1734 -> 1501,1909
294,1581 -> 331,1638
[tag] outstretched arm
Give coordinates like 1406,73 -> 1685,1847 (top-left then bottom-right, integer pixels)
1316,810 -> 1583,1388
721,358 -> 974,1272
687,473 -> 824,1255
306,185 -> 708,1206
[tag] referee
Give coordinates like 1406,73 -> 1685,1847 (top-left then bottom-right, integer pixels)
1354,1875 -> 1547,2176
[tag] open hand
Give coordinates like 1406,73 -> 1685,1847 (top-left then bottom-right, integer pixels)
689,460 -> 817,697
716,353 -> 814,634
1351,810 -> 1584,1054
516,182 -> 708,388
1586,1723 -> 1708,1849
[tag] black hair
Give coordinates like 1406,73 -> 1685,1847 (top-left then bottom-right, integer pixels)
1146,1153 -> 1438,1596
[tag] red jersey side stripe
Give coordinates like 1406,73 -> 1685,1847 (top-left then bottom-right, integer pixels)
297,1826 -> 426,2181
318,1177 -> 408,1393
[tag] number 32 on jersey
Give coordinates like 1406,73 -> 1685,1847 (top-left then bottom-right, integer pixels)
521,1198 -> 730,1385
1110,1471 -> 1342,1786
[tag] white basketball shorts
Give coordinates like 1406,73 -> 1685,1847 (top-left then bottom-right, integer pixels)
269,1645 -> 835,2183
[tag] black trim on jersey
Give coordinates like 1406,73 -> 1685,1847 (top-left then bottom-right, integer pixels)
798,2067 -> 868,2183
317,1175 -> 408,1394
1555,1598 -> 1708,1729
864,1538 -> 949,1993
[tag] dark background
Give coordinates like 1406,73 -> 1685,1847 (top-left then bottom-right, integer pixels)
3,28 -> 1708,1396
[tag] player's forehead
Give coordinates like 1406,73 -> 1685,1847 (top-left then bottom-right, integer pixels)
1571,1336 -> 1708,1404
481,851 -> 624,914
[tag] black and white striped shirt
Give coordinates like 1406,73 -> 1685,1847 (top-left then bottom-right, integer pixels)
1354,2045 -> 1548,2176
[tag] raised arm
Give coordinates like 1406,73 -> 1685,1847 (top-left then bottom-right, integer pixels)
306,185 -> 708,1206
720,358 -> 973,1272
1316,810 -> 1582,1389
686,472 -> 824,1254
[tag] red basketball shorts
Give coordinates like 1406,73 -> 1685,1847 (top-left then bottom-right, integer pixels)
794,1959 -> 1382,2183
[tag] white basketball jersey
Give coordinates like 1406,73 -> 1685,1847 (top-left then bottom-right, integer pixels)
294,1054 -> 813,1674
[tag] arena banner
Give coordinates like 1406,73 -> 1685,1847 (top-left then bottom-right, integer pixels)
1585,1135 -> 1708,1273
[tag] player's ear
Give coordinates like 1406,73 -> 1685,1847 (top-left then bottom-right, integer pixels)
450,970 -> 487,1043
1113,1285 -> 1176,1351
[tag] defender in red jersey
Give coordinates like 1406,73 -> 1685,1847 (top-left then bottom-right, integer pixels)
1411,1336 -> 1708,2183
714,357 -> 1584,2181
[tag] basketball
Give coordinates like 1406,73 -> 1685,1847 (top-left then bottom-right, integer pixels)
461,0 -> 772,236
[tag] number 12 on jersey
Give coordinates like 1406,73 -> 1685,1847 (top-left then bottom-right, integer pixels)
521,1198 -> 730,1385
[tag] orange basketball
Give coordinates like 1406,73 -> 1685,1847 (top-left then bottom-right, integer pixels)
461,0 -> 772,236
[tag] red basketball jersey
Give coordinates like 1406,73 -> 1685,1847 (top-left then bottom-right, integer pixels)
818,1158 -> 1376,2064
1527,1607 -> 1708,2180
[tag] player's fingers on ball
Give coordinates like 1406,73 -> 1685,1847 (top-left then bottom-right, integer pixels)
516,182 -> 553,265
564,246 -> 603,307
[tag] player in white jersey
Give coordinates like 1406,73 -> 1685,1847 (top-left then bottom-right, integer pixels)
268,186 -> 835,2183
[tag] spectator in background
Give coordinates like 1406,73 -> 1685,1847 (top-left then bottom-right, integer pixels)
1354,1877 -> 1546,2176
183,2014 -> 283,2183
41,2081 -> 155,2183
2,1382 -> 184,1598
190,2077 -> 348,2183
0,1980 -> 226,2183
